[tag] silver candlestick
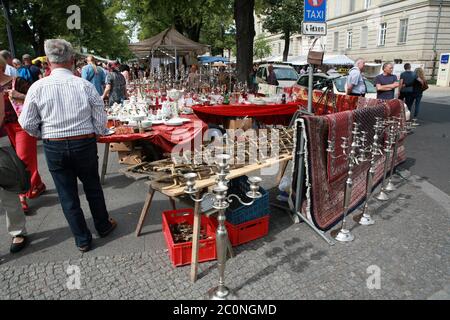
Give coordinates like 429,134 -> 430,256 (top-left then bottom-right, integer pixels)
385,117 -> 407,192
327,123 -> 362,242
183,154 -> 262,300
358,118 -> 384,225
376,120 -> 396,201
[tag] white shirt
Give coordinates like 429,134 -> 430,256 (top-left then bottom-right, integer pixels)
19,68 -> 109,139
5,64 -> 17,77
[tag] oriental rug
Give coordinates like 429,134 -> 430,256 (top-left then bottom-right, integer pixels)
298,101 -> 407,231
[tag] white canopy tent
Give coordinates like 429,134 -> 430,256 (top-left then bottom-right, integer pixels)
288,55 -> 308,66
322,55 -> 355,65
286,54 -> 355,66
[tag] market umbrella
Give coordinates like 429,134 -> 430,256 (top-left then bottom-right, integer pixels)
212,62 -> 227,67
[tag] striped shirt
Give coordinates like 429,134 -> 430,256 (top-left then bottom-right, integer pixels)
19,68 -> 109,139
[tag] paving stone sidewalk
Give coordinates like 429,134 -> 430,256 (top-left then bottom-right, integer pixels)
1,153 -> 449,300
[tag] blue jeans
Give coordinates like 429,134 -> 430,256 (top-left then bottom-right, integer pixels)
412,94 -> 423,118
404,93 -> 415,111
43,137 -> 112,247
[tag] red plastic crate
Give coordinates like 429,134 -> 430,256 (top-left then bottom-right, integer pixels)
162,208 -> 217,267
212,215 -> 270,247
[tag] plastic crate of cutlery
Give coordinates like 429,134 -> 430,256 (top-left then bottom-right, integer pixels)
162,208 -> 217,267
225,176 -> 270,225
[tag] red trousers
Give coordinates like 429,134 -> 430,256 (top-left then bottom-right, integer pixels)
4,121 -> 43,198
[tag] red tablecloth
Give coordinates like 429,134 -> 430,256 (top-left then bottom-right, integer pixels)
191,102 -> 305,126
98,114 -> 207,153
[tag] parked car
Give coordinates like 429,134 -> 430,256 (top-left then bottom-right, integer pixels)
295,73 -> 377,99
256,63 -> 299,88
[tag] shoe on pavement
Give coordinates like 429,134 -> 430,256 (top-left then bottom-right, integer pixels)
78,243 -> 92,253
10,236 -> 28,254
98,218 -> 117,238
29,183 -> 46,200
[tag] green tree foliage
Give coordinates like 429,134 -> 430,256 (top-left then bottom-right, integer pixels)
260,0 -> 304,61
200,15 -> 236,57
122,0 -> 234,44
0,0 -> 132,60
253,35 -> 272,60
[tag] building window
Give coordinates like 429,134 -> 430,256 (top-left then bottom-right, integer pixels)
335,0 -> 341,17
278,43 -> 281,54
378,23 -> 387,46
364,0 -> 372,9
350,0 -> 356,12
361,26 -> 368,48
346,30 -> 353,49
334,32 -> 339,51
398,18 -> 408,44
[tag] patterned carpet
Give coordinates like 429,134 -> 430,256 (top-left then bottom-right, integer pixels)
299,99 -> 407,231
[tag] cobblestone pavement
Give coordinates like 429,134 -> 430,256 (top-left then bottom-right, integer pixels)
1,169 -> 449,300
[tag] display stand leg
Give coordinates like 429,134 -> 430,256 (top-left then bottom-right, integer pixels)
190,191 -> 202,283
292,121 -> 336,246
135,187 -> 155,237
295,212 -> 336,246
275,159 -> 289,186
100,143 -> 110,185
170,197 -> 177,210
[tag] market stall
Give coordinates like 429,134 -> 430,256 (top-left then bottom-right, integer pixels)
103,65 -> 414,297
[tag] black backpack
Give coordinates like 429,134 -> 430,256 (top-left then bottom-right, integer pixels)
0,146 -> 31,194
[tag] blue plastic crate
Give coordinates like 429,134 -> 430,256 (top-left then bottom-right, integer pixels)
225,176 -> 270,225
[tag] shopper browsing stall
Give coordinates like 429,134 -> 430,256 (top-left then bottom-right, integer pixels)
102,61 -> 127,106
0,55 -> 46,214
19,39 -> 117,252
82,55 -> 106,96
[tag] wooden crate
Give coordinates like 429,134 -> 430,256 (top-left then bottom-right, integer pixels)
225,118 -> 253,130
110,141 -> 134,152
118,150 -> 143,165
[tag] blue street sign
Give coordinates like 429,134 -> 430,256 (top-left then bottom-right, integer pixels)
304,0 -> 327,23
441,54 -> 449,64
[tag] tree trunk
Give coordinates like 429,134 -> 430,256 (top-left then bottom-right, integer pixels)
20,21 -> 39,56
283,30 -> 290,62
234,0 -> 255,84
186,22 -> 202,43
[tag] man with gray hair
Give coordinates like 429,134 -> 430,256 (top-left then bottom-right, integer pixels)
375,62 -> 399,100
0,50 -> 18,77
19,39 -> 117,252
346,58 -> 366,97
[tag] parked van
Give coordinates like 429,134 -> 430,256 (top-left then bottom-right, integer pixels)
256,63 -> 299,88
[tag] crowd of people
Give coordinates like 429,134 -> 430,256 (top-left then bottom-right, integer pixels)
346,59 -> 428,118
